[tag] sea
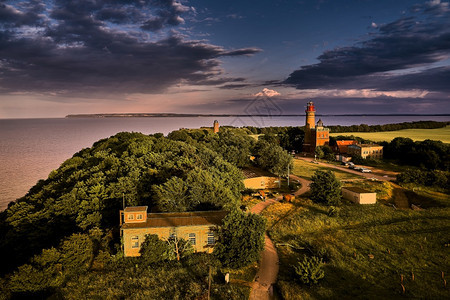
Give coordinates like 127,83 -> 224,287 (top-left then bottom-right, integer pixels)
1,115 -> 449,211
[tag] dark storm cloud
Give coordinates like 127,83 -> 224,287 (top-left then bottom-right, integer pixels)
141,0 -> 191,31
0,1 -> 43,26
0,0 -> 260,96
284,1 -> 450,93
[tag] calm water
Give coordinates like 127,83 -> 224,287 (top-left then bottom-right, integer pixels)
1,115 -> 449,210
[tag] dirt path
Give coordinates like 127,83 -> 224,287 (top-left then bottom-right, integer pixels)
249,177 -> 310,300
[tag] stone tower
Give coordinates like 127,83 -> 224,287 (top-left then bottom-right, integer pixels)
303,101 -> 316,152
213,120 -> 219,133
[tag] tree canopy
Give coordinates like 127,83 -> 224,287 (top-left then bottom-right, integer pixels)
214,210 -> 266,269
309,170 -> 342,206
0,132 -> 244,274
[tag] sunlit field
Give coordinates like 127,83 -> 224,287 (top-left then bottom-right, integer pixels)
263,198 -> 450,299
330,126 -> 450,143
292,159 -> 363,181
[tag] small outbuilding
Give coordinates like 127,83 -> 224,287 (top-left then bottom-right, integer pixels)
342,187 -> 377,204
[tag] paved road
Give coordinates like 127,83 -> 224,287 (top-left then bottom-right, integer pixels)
296,156 -> 396,182
249,177 -> 310,300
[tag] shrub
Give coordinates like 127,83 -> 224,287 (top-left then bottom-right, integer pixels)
294,256 -> 325,285
327,206 -> 339,217
139,234 -> 171,264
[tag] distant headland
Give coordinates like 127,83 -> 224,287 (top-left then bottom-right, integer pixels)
65,113 -> 450,118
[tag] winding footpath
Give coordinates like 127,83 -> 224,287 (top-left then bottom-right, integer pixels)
249,176 -> 311,300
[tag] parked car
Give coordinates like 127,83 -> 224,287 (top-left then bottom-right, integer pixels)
361,168 -> 372,173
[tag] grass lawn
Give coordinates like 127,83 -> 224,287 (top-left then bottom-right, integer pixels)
262,198 -> 450,299
292,158 -> 363,181
330,125 -> 450,143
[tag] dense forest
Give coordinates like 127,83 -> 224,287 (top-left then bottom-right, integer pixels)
0,128 -> 291,298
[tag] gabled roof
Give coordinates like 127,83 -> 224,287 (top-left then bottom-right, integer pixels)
124,206 -> 148,212
121,210 -> 227,229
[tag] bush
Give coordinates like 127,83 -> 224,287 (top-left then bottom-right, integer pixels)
327,206 -> 339,217
139,234 -> 171,264
294,256 -> 325,285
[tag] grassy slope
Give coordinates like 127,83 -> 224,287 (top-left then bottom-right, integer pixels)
263,199 -> 450,299
268,157 -> 450,299
330,125 -> 450,143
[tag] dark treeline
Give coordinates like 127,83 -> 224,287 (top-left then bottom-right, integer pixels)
397,169 -> 450,191
328,121 -> 449,133
381,137 -> 450,171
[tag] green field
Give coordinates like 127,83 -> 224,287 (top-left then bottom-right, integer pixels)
263,198 -> 450,299
330,125 -> 450,143
293,158 -> 363,181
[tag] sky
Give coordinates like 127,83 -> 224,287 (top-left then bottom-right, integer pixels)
0,0 -> 449,118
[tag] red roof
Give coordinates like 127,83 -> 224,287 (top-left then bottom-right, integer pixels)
336,140 -> 358,153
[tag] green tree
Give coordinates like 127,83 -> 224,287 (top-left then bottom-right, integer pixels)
9,248 -> 63,293
60,233 -> 95,273
310,170 -> 341,206
314,147 -> 324,159
214,210 -> 266,269
254,140 -> 293,177
139,234 -> 170,263
153,177 -> 189,212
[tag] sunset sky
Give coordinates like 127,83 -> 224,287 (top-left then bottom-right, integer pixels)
0,0 -> 449,118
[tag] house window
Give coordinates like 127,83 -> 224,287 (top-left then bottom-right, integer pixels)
128,214 -> 134,220
131,236 -> 139,248
189,233 -> 196,245
207,232 -> 215,245
136,214 -> 143,220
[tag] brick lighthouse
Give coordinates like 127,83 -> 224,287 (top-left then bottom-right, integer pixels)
213,120 -> 219,133
303,101 -> 329,153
